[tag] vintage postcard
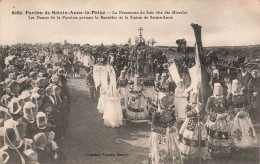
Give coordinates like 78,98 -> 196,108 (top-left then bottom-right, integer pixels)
0,0 -> 259,164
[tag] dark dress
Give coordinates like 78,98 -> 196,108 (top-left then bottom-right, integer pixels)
205,96 -> 232,159
17,117 -> 38,139
248,77 -> 260,123
178,104 -> 208,159
227,93 -> 258,148
236,72 -> 252,90
36,147 -> 52,164
149,110 -> 183,164
1,144 -> 31,164
52,95 -> 64,140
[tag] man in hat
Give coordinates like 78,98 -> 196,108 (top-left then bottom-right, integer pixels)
57,68 -> 67,87
153,59 -> 158,77
86,66 -> 97,101
1,81 -> 20,108
56,68 -> 70,108
34,132 -> 52,164
73,58 -> 81,77
209,69 -> 227,96
237,64 -> 252,93
248,70 -> 260,123
62,56 -> 72,77
157,63 -> 164,76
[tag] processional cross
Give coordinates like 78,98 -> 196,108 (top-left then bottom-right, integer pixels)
138,27 -> 143,37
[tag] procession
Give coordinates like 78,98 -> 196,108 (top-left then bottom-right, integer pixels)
0,23 -> 260,164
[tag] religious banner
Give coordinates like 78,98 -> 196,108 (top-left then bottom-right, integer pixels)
168,62 -> 181,84
83,55 -> 94,67
107,65 -> 117,88
93,65 -> 108,89
184,42 -> 203,93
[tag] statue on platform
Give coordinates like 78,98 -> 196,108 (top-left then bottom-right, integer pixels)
136,50 -> 146,76
126,75 -> 148,122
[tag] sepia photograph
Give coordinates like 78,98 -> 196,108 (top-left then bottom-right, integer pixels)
0,0 -> 260,163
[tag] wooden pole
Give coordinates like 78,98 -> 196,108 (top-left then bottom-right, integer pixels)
191,23 -> 204,164
197,89 -> 202,164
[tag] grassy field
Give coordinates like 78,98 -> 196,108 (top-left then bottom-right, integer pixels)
154,45 -> 260,60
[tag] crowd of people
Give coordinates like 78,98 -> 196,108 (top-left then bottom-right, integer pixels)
0,45 -> 71,164
0,42 -> 259,164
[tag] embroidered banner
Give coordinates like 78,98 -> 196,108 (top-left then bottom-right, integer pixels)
82,55 -> 94,67
93,65 -> 108,89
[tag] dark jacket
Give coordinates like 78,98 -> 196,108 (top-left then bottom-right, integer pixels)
237,72 -> 253,88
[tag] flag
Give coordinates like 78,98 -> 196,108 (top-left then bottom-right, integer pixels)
93,65 -> 108,89
107,65 -> 118,97
188,43 -> 202,92
168,62 -> 181,84
107,65 -> 116,85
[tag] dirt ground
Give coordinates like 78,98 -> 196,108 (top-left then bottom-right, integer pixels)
59,77 -> 150,164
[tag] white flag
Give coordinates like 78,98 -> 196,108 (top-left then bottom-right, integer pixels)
168,62 -> 181,84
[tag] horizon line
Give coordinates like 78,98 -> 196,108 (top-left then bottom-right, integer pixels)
1,43 -> 260,48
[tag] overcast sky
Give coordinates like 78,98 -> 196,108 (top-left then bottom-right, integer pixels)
0,0 -> 260,47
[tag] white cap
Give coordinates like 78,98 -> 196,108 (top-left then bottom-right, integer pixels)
8,98 -> 22,114
214,83 -> 222,89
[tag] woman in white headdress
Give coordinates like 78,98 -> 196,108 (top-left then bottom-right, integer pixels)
8,97 -> 23,121
178,90 -> 208,160
30,93 -> 42,115
103,70 -> 123,128
117,70 -> 129,115
126,75 -> 148,122
227,79 -> 258,148
17,102 -> 38,139
1,119 -> 29,164
149,92 -> 183,164
157,73 -> 169,93
205,83 -> 232,159
153,73 -> 171,113
97,84 -> 107,114
174,79 -> 188,122
149,74 -> 161,112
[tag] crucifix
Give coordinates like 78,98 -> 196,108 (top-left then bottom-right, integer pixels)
138,27 -> 143,37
